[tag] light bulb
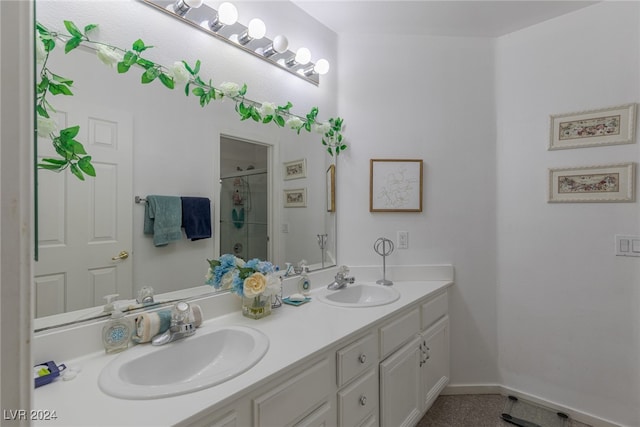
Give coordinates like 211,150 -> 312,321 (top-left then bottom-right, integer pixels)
247,18 -> 266,40
263,35 -> 289,58
272,35 -> 288,53
295,47 -> 311,65
314,59 -> 330,75
218,2 -> 238,25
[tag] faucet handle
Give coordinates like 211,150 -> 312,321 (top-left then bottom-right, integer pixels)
172,302 -> 191,325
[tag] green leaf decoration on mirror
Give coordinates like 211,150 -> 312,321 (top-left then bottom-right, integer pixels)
35,20 -> 347,181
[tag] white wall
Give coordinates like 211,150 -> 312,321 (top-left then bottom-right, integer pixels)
496,3 -> 640,425
337,34 -> 500,385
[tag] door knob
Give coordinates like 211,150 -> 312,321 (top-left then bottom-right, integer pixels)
111,251 -> 129,261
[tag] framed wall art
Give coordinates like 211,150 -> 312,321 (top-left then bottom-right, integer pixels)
549,103 -> 637,150
370,159 -> 423,212
283,158 -> 306,180
284,188 -> 307,208
326,164 -> 336,212
548,163 -> 635,203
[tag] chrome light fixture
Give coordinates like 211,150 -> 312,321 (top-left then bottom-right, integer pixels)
204,1 -> 238,32
171,0 -> 203,17
237,18 -> 266,45
143,0 -> 329,85
262,35 -> 288,58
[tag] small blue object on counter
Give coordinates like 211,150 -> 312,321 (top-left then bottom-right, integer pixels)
34,361 -> 66,388
283,295 -> 311,306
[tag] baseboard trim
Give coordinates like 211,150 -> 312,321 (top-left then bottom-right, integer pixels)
442,384 -> 623,427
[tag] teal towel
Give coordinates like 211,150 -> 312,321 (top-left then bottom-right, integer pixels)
143,195 -> 183,247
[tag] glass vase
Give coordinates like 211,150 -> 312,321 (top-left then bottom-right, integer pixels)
242,294 -> 272,319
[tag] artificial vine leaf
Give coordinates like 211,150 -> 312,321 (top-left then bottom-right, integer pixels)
274,115 -> 285,127
117,62 -> 131,74
238,84 -> 247,96
78,156 -> 96,177
64,36 -> 83,54
132,39 -> 150,53
70,163 -> 85,181
184,83 -> 190,97
36,105 -> 49,118
192,87 -> 205,97
141,67 -> 159,84
51,74 -> 73,85
136,57 -> 155,70
159,73 -> 174,89
41,158 -> 67,166
84,24 -> 98,34
60,125 -> 80,140
48,82 -> 73,96
63,20 -> 83,38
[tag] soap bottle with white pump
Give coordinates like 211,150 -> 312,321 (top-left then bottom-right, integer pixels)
102,295 -> 132,354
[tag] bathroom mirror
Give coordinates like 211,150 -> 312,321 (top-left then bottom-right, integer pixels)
34,0 -> 337,329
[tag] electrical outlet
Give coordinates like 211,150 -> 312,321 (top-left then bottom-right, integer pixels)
616,234 -> 640,257
281,223 -> 289,233
397,231 -> 409,249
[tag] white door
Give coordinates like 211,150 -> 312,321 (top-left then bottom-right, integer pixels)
35,100 -> 133,317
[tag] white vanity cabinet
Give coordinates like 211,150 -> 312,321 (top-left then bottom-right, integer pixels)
379,290 -> 450,427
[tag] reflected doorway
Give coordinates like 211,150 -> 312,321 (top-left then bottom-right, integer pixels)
219,137 -> 270,261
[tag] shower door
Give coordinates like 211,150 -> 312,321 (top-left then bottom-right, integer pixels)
219,170 -> 268,261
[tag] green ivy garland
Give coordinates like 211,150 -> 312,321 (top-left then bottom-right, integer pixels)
35,20 -> 346,180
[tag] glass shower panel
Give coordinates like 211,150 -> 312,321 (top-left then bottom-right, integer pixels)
219,171 -> 268,261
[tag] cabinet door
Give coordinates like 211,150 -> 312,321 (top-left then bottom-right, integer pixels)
421,316 -> 450,411
379,336 -> 422,427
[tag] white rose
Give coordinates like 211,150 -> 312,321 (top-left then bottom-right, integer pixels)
96,45 -> 123,68
235,257 -> 246,268
219,81 -> 240,98
258,102 -> 276,117
168,61 -> 190,85
35,36 -> 47,65
264,274 -> 281,297
37,116 -> 58,138
313,121 -> 331,134
243,273 -> 267,297
286,117 -> 304,130
220,271 -> 234,290
205,268 -> 213,282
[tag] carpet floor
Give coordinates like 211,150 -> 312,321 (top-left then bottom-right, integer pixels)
417,394 -> 593,427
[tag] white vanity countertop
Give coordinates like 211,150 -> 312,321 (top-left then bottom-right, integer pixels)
33,279 -> 452,426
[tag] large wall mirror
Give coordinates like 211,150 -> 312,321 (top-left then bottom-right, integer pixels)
34,0 -> 337,330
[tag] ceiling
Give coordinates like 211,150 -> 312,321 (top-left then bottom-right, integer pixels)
290,1 -> 599,37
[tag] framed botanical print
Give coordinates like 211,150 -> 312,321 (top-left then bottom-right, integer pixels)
548,163 -> 635,203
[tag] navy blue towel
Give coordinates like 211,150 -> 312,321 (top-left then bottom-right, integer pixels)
181,197 -> 212,241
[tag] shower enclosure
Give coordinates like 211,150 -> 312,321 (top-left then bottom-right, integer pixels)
219,169 -> 268,261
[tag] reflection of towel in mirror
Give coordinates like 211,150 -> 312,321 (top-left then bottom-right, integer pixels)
181,197 -> 212,241
143,195 -> 183,247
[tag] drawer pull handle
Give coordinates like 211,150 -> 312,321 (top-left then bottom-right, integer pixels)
359,395 -> 367,406
358,354 -> 367,364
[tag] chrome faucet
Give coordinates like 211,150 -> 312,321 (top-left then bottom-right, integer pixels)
327,266 -> 355,290
151,302 -> 196,346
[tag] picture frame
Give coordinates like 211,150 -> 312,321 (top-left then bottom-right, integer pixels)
283,158 -> 307,180
284,188 -> 307,208
549,103 -> 637,150
370,159 -> 423,212
326,164 -> 336,212
548,163 -> 635,203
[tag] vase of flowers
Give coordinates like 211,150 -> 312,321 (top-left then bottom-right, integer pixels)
206,254 -> 280,319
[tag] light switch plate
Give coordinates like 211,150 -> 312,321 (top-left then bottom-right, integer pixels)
397,231 -> 409,249
615,235 -> 640,257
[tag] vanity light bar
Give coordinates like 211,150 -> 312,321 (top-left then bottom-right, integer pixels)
142,0 -> 330,85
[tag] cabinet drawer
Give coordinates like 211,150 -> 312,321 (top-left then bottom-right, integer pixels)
253,357 -> 331,427
421,291 -> 448,331
379,308 -> 420,358
337,369 -> 378,427
336,332 -> 377,387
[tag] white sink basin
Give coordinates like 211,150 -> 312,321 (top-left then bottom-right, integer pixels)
99,325 -> 269,399
316,283 -> 400,307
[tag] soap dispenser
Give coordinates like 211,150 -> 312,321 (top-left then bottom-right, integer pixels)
102,297 -> 132,354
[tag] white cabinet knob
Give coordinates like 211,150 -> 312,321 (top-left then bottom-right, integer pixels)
359,395 -> 367,406
358,354 -> 367,364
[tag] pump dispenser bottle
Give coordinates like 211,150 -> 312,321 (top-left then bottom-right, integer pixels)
102,295 -> 132,354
